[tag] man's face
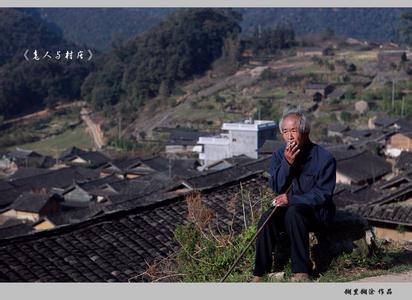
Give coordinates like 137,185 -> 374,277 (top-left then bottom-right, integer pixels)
280,114 -> 308,149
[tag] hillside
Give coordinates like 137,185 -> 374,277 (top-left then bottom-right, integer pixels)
0,9 -> 92,119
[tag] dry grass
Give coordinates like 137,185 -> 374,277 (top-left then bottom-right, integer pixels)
186,191 -> 215,231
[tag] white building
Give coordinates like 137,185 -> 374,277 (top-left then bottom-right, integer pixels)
194,119 -> 277,166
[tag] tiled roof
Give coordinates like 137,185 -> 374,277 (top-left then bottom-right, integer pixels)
10,167 -> 101,191
396,152 -> 412,171
59,147 -> 87,160
9,168 -> 51,181
346,204 -> 412,227
64,152 -> 110,168
8,149 -> 42,159
10,193 -> 58,213
374,116 -> 399,128
0,219 -> 34,240
335,150 -> 392,184
0,174 -> 268,282
258,140 -> 284,154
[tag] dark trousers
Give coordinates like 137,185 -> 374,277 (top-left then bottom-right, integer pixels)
253,204 -> 321,276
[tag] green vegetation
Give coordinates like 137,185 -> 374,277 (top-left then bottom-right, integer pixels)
0,9 -> 91,119
142,192 -> 412,283
81,8 -> 242,111
398,11 -> 412,46
0,107 -> 84,151
8,126 -> 94,156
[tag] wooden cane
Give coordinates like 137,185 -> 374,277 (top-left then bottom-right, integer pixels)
220,184 -> 293,282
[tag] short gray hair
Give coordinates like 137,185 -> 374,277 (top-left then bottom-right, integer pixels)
279,108 -> 311,134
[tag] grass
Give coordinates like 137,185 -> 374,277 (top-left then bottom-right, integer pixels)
8,126 -> 94,156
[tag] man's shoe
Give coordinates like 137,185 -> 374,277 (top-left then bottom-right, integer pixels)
250,276 -> 263,282
290,273 -> 311,282
268,272 -> 285,281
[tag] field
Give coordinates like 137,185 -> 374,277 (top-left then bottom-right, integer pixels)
8,126 -> 94,156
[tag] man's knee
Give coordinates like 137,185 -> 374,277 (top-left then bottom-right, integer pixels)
285,204 -> 311,223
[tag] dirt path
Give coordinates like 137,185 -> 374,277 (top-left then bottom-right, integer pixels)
353,270 -> 412,282
81,108 -> 105,149
3,101 -> 86,125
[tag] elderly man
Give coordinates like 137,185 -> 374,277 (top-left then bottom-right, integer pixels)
252,108 -> 336,282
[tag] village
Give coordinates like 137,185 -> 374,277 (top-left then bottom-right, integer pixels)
0,35 -> 412,282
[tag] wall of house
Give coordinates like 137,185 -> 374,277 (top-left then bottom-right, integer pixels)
40,199 -> 60,216
2,209 -> 39,222
203,143 -> 232,165
34,220 -> 55,231
69,157 -> 88,164
230,130 -> 258,158
336,172 -> 352,185
374,226 -> 412,242
390,134 -> 412,151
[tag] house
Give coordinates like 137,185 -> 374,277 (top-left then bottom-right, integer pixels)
100,158 -> 144,178
0,193 -> 62,222
343,129 -> 373,143
258,139 -> 284,155
387,132 -> 412,152
195,119 -> 276,166
296,47 -> 323,57
395,151 -> 412,171
328,146 -> 392,185
9,166 -> 100,191
327,123 -> 350,138
0,218 -> 34,239
373,116 -> 399,129
6,148 -> 55,168
61,183 -> 94,208
60,151 -> 109,168
377,50 -> 407,67
165,130 -> 211,154
304,83 -> 334,101
327,88 -> 345,102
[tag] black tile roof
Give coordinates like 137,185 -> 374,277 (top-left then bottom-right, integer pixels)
8,149 -> 42,159
59,147 -> 87,160
306,83 -> 331,90
9,168 -> 51,181
344,129 -> 372,139
396,152 -> 412,171
374,116 -> 399,128
64,152 -> 110,168
10,193 -> 58,213
327,88 -> 346,99
346,204 -> 412,227
167,130 -> 210,146
335,150 -> 392,184
0,219 -> 34,240
328,123 -> 349,133
0,174 -> 268,282
10,167 -> 100,191
258,140 -> 284,154
101,158 -> 142,173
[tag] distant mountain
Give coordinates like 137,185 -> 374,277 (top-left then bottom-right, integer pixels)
23,8 -> 410,52
23,8 -> 173,52
239,8 -> 408,43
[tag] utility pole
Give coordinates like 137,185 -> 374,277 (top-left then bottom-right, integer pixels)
391,79 -> 395,111
401,96 -> 405,117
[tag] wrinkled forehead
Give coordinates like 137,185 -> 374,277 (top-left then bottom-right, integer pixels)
281,115 -> 300,130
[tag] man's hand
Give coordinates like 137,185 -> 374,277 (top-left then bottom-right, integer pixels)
272,193 -> 289,207
284,141 -> 300,165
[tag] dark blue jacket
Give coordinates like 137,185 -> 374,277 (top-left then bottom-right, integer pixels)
268,141 -> 336,224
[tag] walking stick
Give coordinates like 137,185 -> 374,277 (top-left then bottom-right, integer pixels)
220,184 -> 292,282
